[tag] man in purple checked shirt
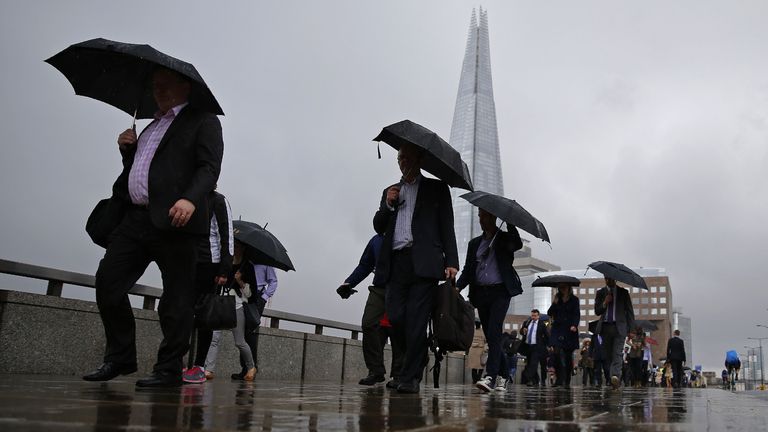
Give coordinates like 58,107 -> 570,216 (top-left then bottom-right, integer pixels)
83,67 -> 223,388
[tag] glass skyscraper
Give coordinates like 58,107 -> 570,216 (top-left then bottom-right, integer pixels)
449,8 -> 504,261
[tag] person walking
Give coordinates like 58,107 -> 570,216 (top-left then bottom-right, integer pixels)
83,67 -> 224,387
628,328 -> 646,388
666,329 -> 686,388
183,190 -> 233,383
590,333 -> 610,386
580,339 -> 594,387
521,309 -> 549,387
373,143 -> 459,394
232,263 -> 277,380
594,277 -> 635,389
338,233 -> 404,386
468,321 -> 487,383
456,208 -> 524,393
546,283 -> 580,388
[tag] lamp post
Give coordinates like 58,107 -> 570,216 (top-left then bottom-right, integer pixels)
747,336 -> 767,389
745,346 -> 758,390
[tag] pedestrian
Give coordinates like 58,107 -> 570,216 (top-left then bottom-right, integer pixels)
468,321 -> 487,383
83,67 -> 223,387
642,336 -> 652,387
456,208 -> 523,393
373,143 -> 459,393
337,233 -> 404,386
546,283 -> 580,388
231,262 -> 277,380
721,369 -> 728,388
520,309 -> 549,387
594,277 -> 636,389
503,330 -> 521,384
183,189 -> 233,383
628,328 -> 646,388
580,339 -> 594,387
666,329 -> 686,388
590,333 -> 610,386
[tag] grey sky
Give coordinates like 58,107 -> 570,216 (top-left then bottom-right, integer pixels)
1,1 -> 767,372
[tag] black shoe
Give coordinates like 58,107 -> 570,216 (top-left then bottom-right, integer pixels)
83,362 -> 137,381
526,382 -> 535,387
359,374 -> 386,386
231,370 -> 246,381
397,381 -> 420,394
136,371 -> 182,388
386,379 -> 400,389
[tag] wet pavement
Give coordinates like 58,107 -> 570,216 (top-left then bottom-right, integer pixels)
0,375 -> 767,431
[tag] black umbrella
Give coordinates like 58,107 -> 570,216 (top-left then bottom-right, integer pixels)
587,261 -> 648,290
459,191 -> 550,242
634,320 -> 658,331
531,274 -> 580,287
232,220 -> 295,272
46,38 -> 224,119
373,120 -> 473,191
588,320 -> 600,334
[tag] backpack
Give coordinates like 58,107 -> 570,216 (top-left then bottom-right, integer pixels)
428,280 -> 475,387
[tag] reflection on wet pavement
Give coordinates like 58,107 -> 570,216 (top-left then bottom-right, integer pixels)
0,375 -> 766,431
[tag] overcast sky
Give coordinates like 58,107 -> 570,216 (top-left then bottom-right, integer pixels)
1,1 -> 767,371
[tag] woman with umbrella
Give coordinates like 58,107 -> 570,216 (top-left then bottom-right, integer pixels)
546,281 -> 580,388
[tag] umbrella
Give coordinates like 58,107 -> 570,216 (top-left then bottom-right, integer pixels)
46,38 -> 224,119
232,220 -> 295,272
459,191 -> 550,242
634,320 -> 658,331
588,320 -> 599,334
531,274 -> 580,287
373,120 -> 473,191
587,261 -> 648,290
645,336 -> 659,346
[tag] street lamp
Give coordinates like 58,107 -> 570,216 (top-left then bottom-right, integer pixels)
747,336 -> 768,389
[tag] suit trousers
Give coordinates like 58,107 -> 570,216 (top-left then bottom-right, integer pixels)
192,262 -> 219,367
599,323 -> 625,379
670,360 -> 684,388
524,346 -> 545,385
385,248 -> 437,384
470,285 -> 511,379
95,208 -> 199,375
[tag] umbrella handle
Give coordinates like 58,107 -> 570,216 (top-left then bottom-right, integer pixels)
132,108 -> 137,132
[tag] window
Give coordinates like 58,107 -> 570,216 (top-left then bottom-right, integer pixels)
589,288 -> 595,294
580,299 -> 586,305
632,287 -> 639,294
580,288 -> 586,295
641,298 -> 649,304
580,320 -> 586,327
651,297 -> 658,304
504,323 -> 511,330
660,297 -> 667,304
642,308 -> 649,315
660,286 -> 667,293
512,324 -> 519,329
632,298 -> 639,305
651,308 -> 658,315
651,286 -> 657,293
588,299 -> 595,305
660,308 -> 667,315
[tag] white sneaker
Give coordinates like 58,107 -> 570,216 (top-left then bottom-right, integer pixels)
494,376 -> 507,391
476,376 -> 493,393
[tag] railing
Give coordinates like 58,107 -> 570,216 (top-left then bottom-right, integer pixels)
0,259 -> 361,340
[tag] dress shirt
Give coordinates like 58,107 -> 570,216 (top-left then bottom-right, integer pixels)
475,232 -> 502,285
253,264 -> 278,301
604,286 -> 617,322
128,103 -> 188,205
391,174 -> 421,250
527,319 -> 539,345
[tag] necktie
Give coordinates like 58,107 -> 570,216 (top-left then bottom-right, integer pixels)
527,321 -> 535,344
606,288 -> 615,322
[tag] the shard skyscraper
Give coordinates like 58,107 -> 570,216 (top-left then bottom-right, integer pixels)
450,7 -> 504,261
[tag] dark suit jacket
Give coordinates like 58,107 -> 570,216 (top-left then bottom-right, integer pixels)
594,286 -> 635,337
373,176 -> 459,282
112,106 -> 223,235
666,336 -> 686,362
456,227 -> 523,298
521,318 -> 549,353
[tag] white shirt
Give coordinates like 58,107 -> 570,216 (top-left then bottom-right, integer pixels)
391,174 -> 421,250
527,319 -> 539,345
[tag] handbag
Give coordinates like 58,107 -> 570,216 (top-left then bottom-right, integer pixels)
243,289 -> 267,332
85,196 -> 126,248
194,285 -> 237,330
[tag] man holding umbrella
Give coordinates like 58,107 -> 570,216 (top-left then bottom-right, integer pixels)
594,275 -> 636,389
456,209 -> 523,392
83,67 -> 223,387
373,142 -> 459,394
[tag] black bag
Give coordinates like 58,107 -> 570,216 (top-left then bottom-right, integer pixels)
431,280 -> 474,352
86,197 -> 126,248
194,286 -> 237,330
243,302 -> 262,332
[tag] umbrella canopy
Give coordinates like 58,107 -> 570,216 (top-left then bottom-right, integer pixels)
459,191 -> 550,243
634,320 -> 659,331
588,320 -> 599,334
232,220 -> 294,272
531,274 -> 580,287
587,261 -> 648,290
46,38 -> 224,119
645,336 -> 659,346
373,120 -> 473,191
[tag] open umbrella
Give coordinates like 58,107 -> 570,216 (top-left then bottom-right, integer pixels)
232,220 -> 294,272
588,320 -> 600,334
587,261 -> 648,290
634,320 -> 658,331
373,120 -> 473,190
645,336 -> 659,346
459,191 -> 549,242
46,38 -> 224,119
532,274 -> 580,287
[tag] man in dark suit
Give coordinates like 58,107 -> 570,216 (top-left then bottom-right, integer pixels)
520,309 -> 549,386
666,329 -> 686,388
457,209 -> 523,392
83,67 -> 223,387
594,277 -> 635,389
373,143 -> 459,393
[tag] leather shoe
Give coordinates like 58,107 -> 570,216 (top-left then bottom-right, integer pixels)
359,374 -> 386,386
136,371 -> 182,388
386,379 -> 400,389
83,362 -> 137,381
396,381 -> 420,394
